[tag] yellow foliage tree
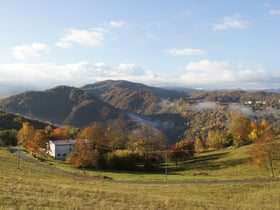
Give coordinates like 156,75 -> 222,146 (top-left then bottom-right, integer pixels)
17,122 -> 35,146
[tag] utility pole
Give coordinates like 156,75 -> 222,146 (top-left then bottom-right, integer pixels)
17,140 -> 20,169
165,150 -> 168,180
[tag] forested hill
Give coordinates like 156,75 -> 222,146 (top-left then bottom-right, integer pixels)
1,80 -> 280,144
81,80 -> 187,115
0,86 -> 124,128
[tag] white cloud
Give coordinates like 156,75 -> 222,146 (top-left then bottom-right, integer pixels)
11,42 -> 49,60
270,9 -> 280,15
0,61 -> 278,97
213,15 -> 249,30
186,60 -> 229,72
117,64 -> 145,76
180,60 -> 270,89
108,20 -> 127,28
165,48 -> 207,56
55,28 -> 108,48
0,62 -> 151,90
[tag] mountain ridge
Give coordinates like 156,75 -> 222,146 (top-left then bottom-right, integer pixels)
0,85 -> 123,127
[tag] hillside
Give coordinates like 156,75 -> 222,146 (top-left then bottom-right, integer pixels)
1,146 -> 280,209
0,86 -> 123,128
81,80 -> 187,115
0,110 -> 49,130
1,80 -> 280,144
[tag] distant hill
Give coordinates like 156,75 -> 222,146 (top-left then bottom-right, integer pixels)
0,86 -> 123,128
2,80 -> 280,144
81,80 -> 187,114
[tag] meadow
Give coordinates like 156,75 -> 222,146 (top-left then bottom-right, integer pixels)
35,145 -> 280,182
1,147 -> 280,209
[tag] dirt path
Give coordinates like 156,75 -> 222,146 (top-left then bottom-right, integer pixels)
10,147 -> 280,185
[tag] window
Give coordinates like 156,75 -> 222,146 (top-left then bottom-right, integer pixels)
57,153 -> 61,157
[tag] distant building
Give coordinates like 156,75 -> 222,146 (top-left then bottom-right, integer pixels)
47,139 -> 76,160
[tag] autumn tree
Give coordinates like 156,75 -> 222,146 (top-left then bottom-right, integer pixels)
205,130 -> 232,149
194,136 -> 207,153
228,115 -> 252,146
105,118 -> 129,150
169,138 -> 194,165
17,122 -> 36,147
67,123 -> 108,169
50,127 -> 68,140
250,123 -> 280,177
127,125 -> 167,169
26,130 -> 48,155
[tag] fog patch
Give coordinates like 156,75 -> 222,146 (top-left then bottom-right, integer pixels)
159,99 -> 176,108
228,104 -> 255,116
190,102 -> 219,112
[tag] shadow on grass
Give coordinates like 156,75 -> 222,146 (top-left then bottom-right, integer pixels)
170,152 -> 247,172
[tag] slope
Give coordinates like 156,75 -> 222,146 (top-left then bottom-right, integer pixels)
82,80 -> 187,115
0,86 -> 122,127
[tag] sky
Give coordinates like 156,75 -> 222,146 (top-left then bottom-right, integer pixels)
1,0 -> 280,96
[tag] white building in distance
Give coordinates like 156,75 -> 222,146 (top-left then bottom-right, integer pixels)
47,139 -> 76,160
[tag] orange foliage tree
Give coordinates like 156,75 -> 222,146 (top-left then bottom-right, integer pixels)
250,123 -> 280,177
67,123 -> 108,169
169,138 -> 194,165
26,130 -> 48,155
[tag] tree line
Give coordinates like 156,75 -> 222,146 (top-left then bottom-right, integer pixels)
15,114 -> 280,175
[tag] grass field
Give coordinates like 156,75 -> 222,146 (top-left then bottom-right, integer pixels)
1,147 -> 280,209
35,145 -> 280,182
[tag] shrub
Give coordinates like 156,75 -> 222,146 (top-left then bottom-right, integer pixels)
105,150 -> 139,170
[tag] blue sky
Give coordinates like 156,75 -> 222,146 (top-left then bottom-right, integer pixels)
1,0 -> 280,96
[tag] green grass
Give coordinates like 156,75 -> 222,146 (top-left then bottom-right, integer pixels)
1,147 -> 280,209
34,145 -> 280,182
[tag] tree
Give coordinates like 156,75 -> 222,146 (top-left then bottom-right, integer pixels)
105,150 -> 139,170
169,138 -> 194,165
67,123 -> 108,169
17,122 -> 36,147
250,124 -> 280,178
105,118 -> 129,150
0,130 -> 17,146
50,127 -> 68,140
64,126 -> 80,139
27,130 -> 48,155
228,115 -> 252,146
127,125 -> 167,169
194,135 -> 207,153
205,130 -> 232,149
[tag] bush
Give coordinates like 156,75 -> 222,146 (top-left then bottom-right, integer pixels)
0,130 -> 18,146
105,150 -> 139,170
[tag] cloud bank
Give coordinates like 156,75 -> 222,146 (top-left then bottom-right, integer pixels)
0,59 -> 279,97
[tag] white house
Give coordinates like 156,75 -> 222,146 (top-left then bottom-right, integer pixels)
47,139 -> 76,160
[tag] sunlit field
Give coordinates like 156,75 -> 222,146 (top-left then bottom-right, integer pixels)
1,147 -> 280,209
31,145 -> 280,182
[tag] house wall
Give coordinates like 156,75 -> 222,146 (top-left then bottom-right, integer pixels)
48,141 -> 56,157
48,141 -> 75,160
54,144 -> 74,160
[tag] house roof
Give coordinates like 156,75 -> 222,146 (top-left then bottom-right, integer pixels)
50,139 -> 76,145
